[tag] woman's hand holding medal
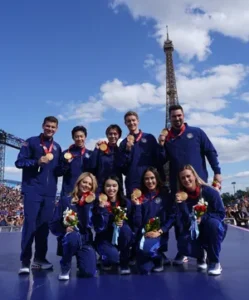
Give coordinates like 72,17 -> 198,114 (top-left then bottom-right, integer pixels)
175,191 -> 188,203
99,193 -> 108,208
131,189 -> 142,205
158,129 -> 168,146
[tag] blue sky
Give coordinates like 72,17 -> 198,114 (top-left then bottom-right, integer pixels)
1,0 -> 249,193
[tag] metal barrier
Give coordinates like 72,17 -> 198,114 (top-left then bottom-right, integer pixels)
224,218 -> 237,225
0,226 -> 22,232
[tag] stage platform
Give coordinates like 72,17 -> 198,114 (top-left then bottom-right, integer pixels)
0,225 -> 248,300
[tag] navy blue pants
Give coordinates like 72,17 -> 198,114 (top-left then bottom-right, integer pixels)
21,192 -> 55,264
136,235 -> 168,273
177,218 -> 227,263
96,223 -> 133,267
61,231 -> 96,277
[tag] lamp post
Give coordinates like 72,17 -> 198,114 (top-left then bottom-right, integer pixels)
231,182 -> 236,195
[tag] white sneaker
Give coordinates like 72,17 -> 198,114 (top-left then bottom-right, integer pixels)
18,263 -> 30,275
173,253 -> 188,265
31,259 -> 53,270
208,263 -> 222,276
197,250 -> 207,270
58,269 -> 71,281
153,258 -> 164,272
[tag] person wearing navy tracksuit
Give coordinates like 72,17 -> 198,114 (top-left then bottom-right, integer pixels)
158,104 -> 222,264
132,167 -> 175,274
15,116 -> 61,274
119,111 -> 159,197
92,176 -> 133,275
58,126 -> 92,197
88,125 -> 123,193
175,165 -> 227,276
50,172 -> 97,280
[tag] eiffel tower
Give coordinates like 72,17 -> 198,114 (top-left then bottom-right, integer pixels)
164,26 -> 179,128
163,27 -> 179,188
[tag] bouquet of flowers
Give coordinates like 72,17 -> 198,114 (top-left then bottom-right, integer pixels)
145,217 -> 160,232
112,206 -> 128,223
193,198 -> 208,218
190,198 -> 208,240
63,208 -> 78,228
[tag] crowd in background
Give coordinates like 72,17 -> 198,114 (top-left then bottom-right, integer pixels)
0,184 -> 24,227
225,199 -> 249,228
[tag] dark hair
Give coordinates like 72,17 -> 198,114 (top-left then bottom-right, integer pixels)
43,116 -> 58,126
71,126 -> 87,138
105,124 -> 122,138
124,111 -> 139,121
169,104 -> 183,115
102,176 -> 126,207
140,167 -> 163,194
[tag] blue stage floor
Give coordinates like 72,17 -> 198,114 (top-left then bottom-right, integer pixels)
0,225 -> 248,300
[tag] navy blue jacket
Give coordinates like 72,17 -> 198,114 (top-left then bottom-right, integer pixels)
159,124 -> 221,192
176,185 -> 225,235
58,146 -> 92,197
49,195 -> 94,243
119,132 -> 159,196
88,145 -> 123,191
15,135 -> 61,196
132,188 -> 175,236
92,197 -> 132,243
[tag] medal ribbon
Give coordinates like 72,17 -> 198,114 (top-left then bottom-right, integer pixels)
67,144 -> 86,158
166,124 -> 186,142
41,135 -> 54,154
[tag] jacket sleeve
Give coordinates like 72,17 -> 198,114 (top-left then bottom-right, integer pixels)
87,148 -> 99,175
49,201 -> 66,236
201,187 -> 225,222
117,140 -> 132,175
15,139 -> 39,168
54,150 -> 71,177
160,194 -> 176,233
132,204 -> 143,231
92,202 -> 110,233
200,129 -> 221,175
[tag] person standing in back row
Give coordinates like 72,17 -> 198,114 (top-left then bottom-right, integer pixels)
119,111 -> 159,197
158,104 -> 222,265
15,116 -> 61,274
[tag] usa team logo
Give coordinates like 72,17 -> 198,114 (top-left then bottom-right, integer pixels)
154,197 -> 161,204
187,133 -> 193,139
141,138 -> 147,143
85,153 -> 90,158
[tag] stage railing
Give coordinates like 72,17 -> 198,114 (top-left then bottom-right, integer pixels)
0,226 -> 22,232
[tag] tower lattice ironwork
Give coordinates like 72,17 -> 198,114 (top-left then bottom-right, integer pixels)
0,129 -> 24,183
164,26 -> 179,128
163,27 -> 179,189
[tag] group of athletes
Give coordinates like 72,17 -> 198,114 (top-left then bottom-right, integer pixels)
15,104 -> 227,280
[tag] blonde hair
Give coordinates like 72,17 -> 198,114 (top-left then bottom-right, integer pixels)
177,164 -> 209,191
71,172 -> 98,202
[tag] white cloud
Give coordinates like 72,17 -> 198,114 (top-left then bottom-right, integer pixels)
5,167 -> 21,174
110,0 -> 249,61
201,126 -> 230,137
211,135 -> 249,163
241,92 -> 249,102
187,112 -> 238,127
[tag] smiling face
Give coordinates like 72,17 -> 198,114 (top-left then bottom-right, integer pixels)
73,130 -> 86,148
179,169 -> 197,191
104,179 -> 119,200
42,121 -> 58,138
144,171 -> 157,191
107,129 -> 119,146
78,176 -> 93,193
170,109 -> 184,129
125,115 -> 139,133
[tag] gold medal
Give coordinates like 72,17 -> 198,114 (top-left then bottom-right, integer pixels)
99,143 -> 108,151
85,193 -> 96,203
99,193 -> 108,202
127,135 -> 135,143
64,152 -> 73,160
176,191 -> 188,201
132,189 -> 142,198
160,129 -> 168,136
46,153 -> 54,161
